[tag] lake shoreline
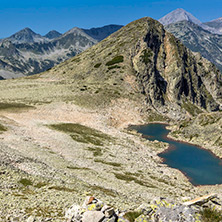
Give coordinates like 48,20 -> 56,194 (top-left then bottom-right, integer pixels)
129,122 -> 222,186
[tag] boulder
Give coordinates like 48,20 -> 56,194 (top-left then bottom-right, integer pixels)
82,211 -> 105,222
65,204 -> 81,221
87,201 -> 104,211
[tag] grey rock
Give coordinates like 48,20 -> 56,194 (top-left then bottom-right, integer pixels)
26,216 -> 35,222
82,211 -> 105,222
65,204 -> 81,222
102,215 -> 117,222
104,207 -> 115,218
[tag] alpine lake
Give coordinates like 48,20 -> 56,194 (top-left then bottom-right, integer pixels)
130,123 -> 222,186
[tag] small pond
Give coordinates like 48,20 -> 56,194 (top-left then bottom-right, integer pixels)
130,123 -> 222,186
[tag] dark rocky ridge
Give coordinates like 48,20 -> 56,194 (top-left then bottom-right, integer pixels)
44,30 -> 62,39
82,24 -> 123,41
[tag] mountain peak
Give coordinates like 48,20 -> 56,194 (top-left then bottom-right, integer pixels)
210,17 -> 222,22
8,27 -> 46,44
22,27 -> 35,33
44,16 -> 221,116
44,30 -> 62,39
159,8 -> 202,26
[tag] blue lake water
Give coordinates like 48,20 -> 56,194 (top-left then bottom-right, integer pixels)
130,123 -> 222,186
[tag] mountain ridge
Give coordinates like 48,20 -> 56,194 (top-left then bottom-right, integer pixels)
0,25 -> 122,79
159,8 -> 222,35
42,17 -> 222,118
165,20 -> 222,71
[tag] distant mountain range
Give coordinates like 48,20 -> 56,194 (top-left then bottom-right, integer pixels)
159,8 -> 222,71
0,25 -> 123,79
165,21 -> 222,71
1,8 -> 222,80
159,8 -> 222,35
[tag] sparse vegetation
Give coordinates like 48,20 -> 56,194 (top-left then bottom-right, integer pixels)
94,63 -> 102,68
49,123 -> 113,146
182,101 -> 203,116
124,211 -> 143,222
0,124 -> 7,132
106,55 -> 124,66
200,208 -> 222,222
67,166 -> 90,170
34,182 -> 48,188
48,186 -> 76,192
87,147 -> 103,157
140,49 -> 152,64
0,102 -> 33,111
19,178 -> 33,186
114,172 -> 156,187
108,65 -> 121,70
25,206 -> 63,217
146,112 -> 169,122
90,185 -> 117,197
95,159 -> 122,167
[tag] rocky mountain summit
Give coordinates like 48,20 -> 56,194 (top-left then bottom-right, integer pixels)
165,20 -> 222,71
0,25 -> 122,79
5,28 -> 48,44
159,8 -> 222,34
44,30 -> 62,39
44,17 -> 222,119
159,8 -> 202,26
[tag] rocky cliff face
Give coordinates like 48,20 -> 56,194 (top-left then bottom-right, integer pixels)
46,17 -> 222,118
132,19 -> 222,116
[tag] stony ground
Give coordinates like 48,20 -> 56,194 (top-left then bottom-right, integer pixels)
0,93 -> 221,221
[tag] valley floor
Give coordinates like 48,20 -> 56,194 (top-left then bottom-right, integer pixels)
0,100 -> 221,221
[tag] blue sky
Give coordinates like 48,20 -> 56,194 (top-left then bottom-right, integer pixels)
0,0 -> 221,38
